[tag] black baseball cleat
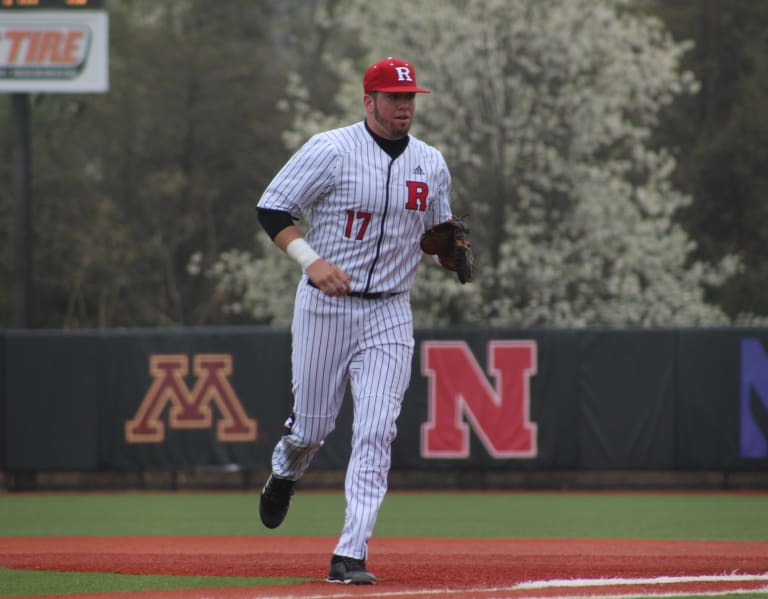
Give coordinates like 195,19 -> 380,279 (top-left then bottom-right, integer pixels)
326,554 -> 377,585
259,473 -> 295,529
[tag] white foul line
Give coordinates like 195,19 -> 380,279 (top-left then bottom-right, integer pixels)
517,572 -> 768,589
250,573 -> 768,599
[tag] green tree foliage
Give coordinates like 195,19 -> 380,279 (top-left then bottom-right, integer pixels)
212,0 -> 736,326
3,0 -> 763,328
647,0 -> 768,320
1,0 -> 294,327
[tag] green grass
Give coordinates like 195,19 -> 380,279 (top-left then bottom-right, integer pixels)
0,490 -> 766,539
379,491 -> 768,540
0,490 -> 766,596
0,567 -> 304,597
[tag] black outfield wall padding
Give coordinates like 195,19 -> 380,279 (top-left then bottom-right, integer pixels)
576,330 -> 678,469
2,327 -> 768,474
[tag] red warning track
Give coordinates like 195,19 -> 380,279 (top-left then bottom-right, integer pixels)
1,536 -> 767,598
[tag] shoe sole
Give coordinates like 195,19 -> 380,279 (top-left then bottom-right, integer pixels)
326,576 -> 376,585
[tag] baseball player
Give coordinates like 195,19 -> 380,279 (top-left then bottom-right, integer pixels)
256,57 -> 454,585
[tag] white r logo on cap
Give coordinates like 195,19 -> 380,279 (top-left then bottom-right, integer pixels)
395,66 -> 413,82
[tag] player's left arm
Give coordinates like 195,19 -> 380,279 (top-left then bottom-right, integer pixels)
419,156 -> 474,283
424,154 -> 453,228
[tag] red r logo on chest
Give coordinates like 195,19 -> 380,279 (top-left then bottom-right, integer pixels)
405,180 -> 429,212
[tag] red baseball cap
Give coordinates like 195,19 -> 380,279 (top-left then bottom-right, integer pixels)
363,57 -> 430,94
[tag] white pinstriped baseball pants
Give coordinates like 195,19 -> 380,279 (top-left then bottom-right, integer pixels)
271,281 -> 414,560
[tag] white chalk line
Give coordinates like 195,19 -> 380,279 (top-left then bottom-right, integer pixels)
518,573 -> 768,589
249,572 -> 768,599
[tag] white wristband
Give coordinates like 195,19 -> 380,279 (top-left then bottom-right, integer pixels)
286,238 -> 321,272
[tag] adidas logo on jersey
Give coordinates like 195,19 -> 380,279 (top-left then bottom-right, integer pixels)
413,165 -> 425,175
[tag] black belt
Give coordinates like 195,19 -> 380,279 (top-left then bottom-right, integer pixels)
307,280 -> 400,300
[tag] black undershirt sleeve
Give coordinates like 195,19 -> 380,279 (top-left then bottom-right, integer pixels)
257,208 -> 296,240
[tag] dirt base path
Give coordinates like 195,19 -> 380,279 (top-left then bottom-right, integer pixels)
2,536 -> 767,598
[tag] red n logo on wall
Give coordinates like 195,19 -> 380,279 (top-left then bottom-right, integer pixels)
125,354 -> 257,443
421,341 -> 537,458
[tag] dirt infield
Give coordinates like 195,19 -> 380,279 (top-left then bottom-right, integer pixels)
2,536 -> 768,598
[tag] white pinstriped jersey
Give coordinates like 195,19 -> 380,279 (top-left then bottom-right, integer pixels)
258,121 -> 453,293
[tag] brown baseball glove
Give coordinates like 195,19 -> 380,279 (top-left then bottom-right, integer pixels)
420,217 -> 474,284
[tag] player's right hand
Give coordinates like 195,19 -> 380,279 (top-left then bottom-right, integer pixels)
306,259 -> 352,297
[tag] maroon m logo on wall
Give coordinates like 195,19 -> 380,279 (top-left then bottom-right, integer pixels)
125,354 -> 257,443
421,341 -> 538,458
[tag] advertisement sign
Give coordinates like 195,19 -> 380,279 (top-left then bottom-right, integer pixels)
0,9 -> 108,92
3,328 -> 768,473
741,338 -> 768,458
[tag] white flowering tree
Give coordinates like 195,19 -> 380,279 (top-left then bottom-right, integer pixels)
205,0 -> 736,326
